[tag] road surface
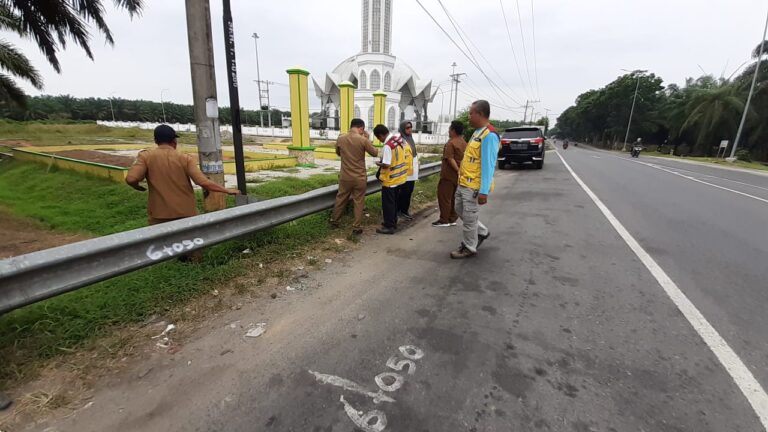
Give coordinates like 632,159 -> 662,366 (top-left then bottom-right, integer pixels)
39,146 -> 767,432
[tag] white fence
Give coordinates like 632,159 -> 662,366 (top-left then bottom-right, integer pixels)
97,121 -> 448,145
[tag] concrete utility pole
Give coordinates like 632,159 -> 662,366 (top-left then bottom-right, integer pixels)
185,0 -> 225,211
621,69 -> 647,152
522,100 -> 540,124
729,9 -> 768,161
449,63 -> 466,119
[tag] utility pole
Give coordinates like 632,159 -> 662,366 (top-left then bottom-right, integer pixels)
223,0 -> 247,196
729,9 -> 768,161
522,99 -> 540,124
109,92 -> 116,122
623,75 -> 642,152
449,63 -> 466,119
160,88 -> 169,123
448,62 -> 456,119
185,0 -> 225,211
252,33 -> 263,127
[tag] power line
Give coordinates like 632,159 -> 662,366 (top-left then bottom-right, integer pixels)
414,0 -> 521,111
530,0 -> 541,100
435,0 -> 525,104
457,89 -> 525,114
499,0 -> 534,100
515,0 -> 536,100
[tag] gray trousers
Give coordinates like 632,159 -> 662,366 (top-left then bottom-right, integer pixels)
454,186 -> 489,252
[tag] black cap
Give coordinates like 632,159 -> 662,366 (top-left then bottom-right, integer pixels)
154,124 -> 179,144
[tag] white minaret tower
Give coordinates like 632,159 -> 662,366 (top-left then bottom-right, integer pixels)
361,0 -> 393,54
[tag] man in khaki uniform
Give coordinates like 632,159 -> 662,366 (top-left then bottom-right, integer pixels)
330,118 -> 378,235
125,125 -> 239,226
432,120 -> 467,227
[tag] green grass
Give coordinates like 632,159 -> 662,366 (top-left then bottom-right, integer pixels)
0,159 -> 441,388
648,152 -> 768,172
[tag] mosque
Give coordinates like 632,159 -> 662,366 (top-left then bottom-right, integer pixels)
312,0 -> 437,132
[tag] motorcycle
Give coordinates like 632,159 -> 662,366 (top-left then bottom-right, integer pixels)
631,145 -> 642,158
563,141 -> 569,150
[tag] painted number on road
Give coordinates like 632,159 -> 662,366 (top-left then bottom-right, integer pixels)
309,344 -> 425,432
146,238 -> 204,260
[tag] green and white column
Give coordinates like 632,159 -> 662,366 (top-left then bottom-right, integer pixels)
373,90 -> 387,146
286,67 -> 311,149
339,81 -> 356,132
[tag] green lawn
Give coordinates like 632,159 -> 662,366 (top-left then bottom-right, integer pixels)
0,160 -> 440,388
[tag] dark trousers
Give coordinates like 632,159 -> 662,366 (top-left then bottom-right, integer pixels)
381,186 -> 400,229
437,178 -> 459,223
398,180 -> 415,215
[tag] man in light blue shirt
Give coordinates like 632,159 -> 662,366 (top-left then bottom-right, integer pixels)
451,100 -> 500,259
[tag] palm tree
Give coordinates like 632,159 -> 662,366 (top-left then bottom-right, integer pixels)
681,84 -> 747,155
0,0 -> 144,107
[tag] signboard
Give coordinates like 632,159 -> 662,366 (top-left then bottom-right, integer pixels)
720,140 -> 729,149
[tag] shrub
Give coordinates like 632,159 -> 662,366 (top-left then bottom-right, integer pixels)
735,149 -> 752,162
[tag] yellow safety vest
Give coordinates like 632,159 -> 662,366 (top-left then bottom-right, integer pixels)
459,127 -> 493,192
404,144 -> 414,177
380,142 -> 409,187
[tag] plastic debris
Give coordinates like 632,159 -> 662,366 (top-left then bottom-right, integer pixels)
152,324 -> 176,339
259,263 -> 264,269
245,323 -> 266,338
286,286 -> 296,291
212,289 -> 219,296
325,259 -> 333,264
242,249 -> 252,254
334,239 -> 344,245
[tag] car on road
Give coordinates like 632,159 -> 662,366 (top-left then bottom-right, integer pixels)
498,126 -> 546,169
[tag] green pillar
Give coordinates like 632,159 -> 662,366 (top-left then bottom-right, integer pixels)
373,91 -> 387,146
286,67 -> 311,148
339,81 -> 356,132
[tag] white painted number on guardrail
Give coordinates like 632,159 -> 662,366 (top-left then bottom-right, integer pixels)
309,344 -> 424,431
146,238 -> 204,260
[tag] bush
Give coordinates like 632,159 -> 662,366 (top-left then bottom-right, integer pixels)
735,149 -> 752,162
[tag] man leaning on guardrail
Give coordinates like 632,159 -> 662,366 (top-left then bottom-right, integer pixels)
125,125 -> 240,260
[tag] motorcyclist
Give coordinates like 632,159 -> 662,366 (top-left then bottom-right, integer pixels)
631,138 -> 643,157
563,138 -> 569,149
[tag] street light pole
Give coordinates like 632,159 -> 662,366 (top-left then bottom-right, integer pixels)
109,92 -> 116,122
729,9 -> 768,161
252,33 -> 264,128
160,88 -> 169,123
621,69 -> 646,151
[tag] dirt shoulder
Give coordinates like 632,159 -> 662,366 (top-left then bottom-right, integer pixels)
0,211 -> 88,259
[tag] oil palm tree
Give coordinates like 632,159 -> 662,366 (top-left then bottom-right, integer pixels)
0,0 -> 143,107
681,83 -> 747,155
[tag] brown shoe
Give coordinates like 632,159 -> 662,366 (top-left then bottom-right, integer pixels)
450,245 -> 477,259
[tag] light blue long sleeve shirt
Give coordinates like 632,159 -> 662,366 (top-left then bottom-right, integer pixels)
479,130 -> 500,195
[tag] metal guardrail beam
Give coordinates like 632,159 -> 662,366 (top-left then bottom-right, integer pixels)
0,163 -> 441,315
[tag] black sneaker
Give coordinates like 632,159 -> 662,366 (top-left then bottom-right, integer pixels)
431,220 -> 451,227
398,212 -> 414,221
376,227 -> 396,235
478,232 -> 491,248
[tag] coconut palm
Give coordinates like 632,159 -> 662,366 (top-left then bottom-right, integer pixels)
681,84 -> 747,155
0,0 -> 144,106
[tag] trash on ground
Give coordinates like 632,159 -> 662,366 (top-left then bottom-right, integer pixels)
334,239 -> 344,245
152,324 -> 176,339
242,249 -> 252,254
357,314 -> 366,321
258,263 -> 264,268
212,289 -> 219,296
270,293 -> 277,299
286,286 -> 295,291
245,323 -> 267,338
325,258 -> 333,264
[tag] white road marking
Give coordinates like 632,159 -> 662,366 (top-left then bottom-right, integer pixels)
308,370 -> 396,404
555,150 -> 768,430
621,157 -> 768,205
591,156 -> 601,159
643,161 -> 768,193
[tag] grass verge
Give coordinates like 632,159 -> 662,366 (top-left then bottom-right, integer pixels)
0,160 -> 439,390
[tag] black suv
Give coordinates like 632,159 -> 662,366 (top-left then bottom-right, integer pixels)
498,127 -> 545,169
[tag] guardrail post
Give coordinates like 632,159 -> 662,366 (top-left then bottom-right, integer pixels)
287,67 -> 311,149
339,81 -> 356,135
372,90 -> 387,146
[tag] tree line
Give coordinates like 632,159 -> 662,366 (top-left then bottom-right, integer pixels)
0,95 -> 288,127
554,41 -> 767,162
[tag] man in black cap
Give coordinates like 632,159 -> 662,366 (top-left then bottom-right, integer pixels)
126,125 -> 239,226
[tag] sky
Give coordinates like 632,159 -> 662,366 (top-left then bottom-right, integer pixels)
9,0 -> 768,124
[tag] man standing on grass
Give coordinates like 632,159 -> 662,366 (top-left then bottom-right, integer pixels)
330,118 -> 378,235
374,124 -> 408,234
451,100 -> 500,259
432,120 -> 467,227
125,124 -> 239,227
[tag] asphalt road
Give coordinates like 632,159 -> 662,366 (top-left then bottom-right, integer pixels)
40,148 -> 767,432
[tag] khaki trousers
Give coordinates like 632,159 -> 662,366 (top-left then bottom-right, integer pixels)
331,179 -> 368,229
437,178 -> 459,223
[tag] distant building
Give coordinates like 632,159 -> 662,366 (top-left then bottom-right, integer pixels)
313,0 -> 436,132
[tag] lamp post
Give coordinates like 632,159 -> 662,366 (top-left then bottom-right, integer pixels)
108,92 -> 116,122
621,69 -> 647,151
729,9 -> 768,162
160,88 -> 169,123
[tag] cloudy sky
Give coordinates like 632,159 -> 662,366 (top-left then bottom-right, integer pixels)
10,0 -> 768,123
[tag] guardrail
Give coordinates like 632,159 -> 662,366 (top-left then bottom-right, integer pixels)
0,163 -> 441,315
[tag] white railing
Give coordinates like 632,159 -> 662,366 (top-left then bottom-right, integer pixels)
97,121 -> 447,145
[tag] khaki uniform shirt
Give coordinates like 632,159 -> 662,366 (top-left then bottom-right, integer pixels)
127,145 -> 210,219
441,136 -> 467,183
336,130 -> 378,183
